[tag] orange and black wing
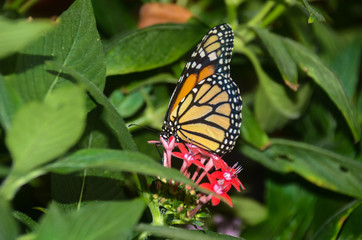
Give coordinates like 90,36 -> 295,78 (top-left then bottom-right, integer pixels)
161,23 -> 242,154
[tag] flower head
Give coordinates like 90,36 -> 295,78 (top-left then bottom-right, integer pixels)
172,143 -> 205,168
212,163 -> 245,192
199,173 -> 233,207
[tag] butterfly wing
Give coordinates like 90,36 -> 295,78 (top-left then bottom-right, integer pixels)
161,23 -> 242,154
170,74 -> 242,154
165,24 -> 234,117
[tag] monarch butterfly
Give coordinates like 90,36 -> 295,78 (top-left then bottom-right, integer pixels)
161,23 -> 242,155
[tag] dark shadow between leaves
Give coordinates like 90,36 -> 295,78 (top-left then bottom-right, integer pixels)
51,172 -> 134,209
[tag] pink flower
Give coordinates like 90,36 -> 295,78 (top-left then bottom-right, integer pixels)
172,143 -> 205,168
212,163 -> 245,192
199,173 -> 233,207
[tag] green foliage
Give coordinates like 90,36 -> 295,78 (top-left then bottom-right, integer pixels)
0,0 -> 361,239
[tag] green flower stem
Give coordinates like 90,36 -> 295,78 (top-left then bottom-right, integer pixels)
77,169 -> 87,211
261,3 -> 286,27
137,191 -> 165,240
236,45 -> 263,77
247,0 -> 275,27
3,0 -> 25,10
225,0 -> 246,28
18,0 -> 39,14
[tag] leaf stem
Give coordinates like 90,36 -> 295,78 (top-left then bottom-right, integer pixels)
247,1 -> 275,27
77,169 -> 87,211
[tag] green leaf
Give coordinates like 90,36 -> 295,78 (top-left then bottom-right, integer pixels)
36,199 -> 145,240
11,0 -> 105,103
47,61 -> 137,151
13,211 -> 37,231
312,200 -> 360,240
231,197 -> 267,226
298,0 -> 326,23
337,201 -> 362,239
239,47 -> 311,123
254,79 -> 312,132
330,41 -> 361,99
0,197 -> 19,240
0,74 -> 23,131
105,23 -> 207,75
241,106 -> 270,149
135,224 -> 244,240
110,89 -> 145,118
253,28 -> 298,89
0,16 -> 54,59
283,38 -> 361,142
240,139 -> 362,199
243,178 -> 315,239
45,149 -> 195,187
254,84 -> 290,132
1,85 -> 87,200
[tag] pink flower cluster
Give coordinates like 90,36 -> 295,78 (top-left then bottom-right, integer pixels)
151,136 -> 245,208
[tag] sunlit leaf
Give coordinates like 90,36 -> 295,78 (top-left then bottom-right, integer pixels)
36,199 -> 145,240
0,17 -> 54,59
11,0 -> 105,104
45,149 -> 195,187
1,85 -> 86,200
47,61 -> 137,151
0,197 -> 19,240
0,74 -> 22,131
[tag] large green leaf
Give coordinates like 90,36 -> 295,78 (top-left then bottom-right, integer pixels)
283,38 -> 361,142
0,16 -> 54,59
336,202 -> 362,239
11,0 -> 105,103
330,41 -> 361,99
47,62 -> 137,151
135,224 -> 243,240
0,197 -> 19,240
1,85 -> 87,200
0,74 -> 22,131
242,178 -> 315,239
105,23 -> 207,75
45,149 -> 195,187
35,199 -> 145,240
311,200 -> 360,240
240,139 -> 362,199
253,28 -> 298,89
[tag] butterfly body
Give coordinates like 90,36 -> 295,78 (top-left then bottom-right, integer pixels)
161,24 -> 242,155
